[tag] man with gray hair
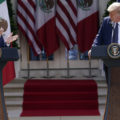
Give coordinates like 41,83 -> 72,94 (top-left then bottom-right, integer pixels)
108,2 -> 120,22
88,2 -> 120,84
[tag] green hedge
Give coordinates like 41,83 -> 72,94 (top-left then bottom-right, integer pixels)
7,0 -> 18,48
103,0 -> 116,17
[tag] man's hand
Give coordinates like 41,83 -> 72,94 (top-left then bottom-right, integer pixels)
5,32 -> 18,44
0,27 -> 4,36
88,49 -> 91,59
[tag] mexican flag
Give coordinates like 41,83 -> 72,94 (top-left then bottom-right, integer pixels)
35,0 -> 59,56
0,0 -> 15,85
77,0 -> 99,52
0,0 -> 11,39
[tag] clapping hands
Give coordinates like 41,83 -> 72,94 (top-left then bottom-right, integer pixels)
5,32 -> 18,44
0,27 -> 18,44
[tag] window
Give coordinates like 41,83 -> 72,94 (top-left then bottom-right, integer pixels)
66,45 -> 78,60
30,48 -> 54,61
66,45 -> 88,60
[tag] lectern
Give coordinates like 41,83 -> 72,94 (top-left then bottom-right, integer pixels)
0,47 -> 19,120
91,45 -> 120,120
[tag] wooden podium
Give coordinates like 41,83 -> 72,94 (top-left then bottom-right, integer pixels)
0,47 -> 19,120
91,45 -> 120,120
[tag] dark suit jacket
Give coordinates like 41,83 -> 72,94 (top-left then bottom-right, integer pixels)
0,36 -> 6,47
92,16 -> 113,46
92,16 -> 114,84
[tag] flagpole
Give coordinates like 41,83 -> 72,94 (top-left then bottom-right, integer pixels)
27,45 -> 30,79
66,50 -> 70,78
88,57 -> 92,77
42,57 -> 49,78
46,57 -> 49,77
47,56 -> 55,78
85,54 -> 96,78
61,49 -> 74,78
43,56 -> 54,78
65,50 -> 74,78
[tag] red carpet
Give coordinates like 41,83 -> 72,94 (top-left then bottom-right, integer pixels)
21,79 -> 100,116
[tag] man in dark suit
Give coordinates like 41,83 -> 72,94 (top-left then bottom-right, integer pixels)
88,2 -> 120,84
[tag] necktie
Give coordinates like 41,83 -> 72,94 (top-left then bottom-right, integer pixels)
112,23 -> 118,43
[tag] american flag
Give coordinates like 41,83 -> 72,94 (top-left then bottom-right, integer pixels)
56,0 -> 77,50
17,0 -> 42,55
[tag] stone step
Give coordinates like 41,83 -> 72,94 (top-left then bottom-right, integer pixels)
99,104 -> 106,115
5,96 -> 106,104
4,82 -> 25,89
5,93 -> 106,100
10,78 -> 27,83
98,87 -> 107,96
6,78 -> 105,84
7,105 -> 22,110
6,100 -> 23,106
97,82 -> 107,87
4,77 -> 106,119
4,88 -> 107,96
4,90 -> 107,101
19,69 -> 101,78
4,92 -> 23,97
4,95 -> 106,113
9,116 -> 102,120
93,76 -> 105,81
4,80 -> 107,90
5,97 -> 23,102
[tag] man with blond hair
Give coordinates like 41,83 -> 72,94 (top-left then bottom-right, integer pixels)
88,2 -> 120,84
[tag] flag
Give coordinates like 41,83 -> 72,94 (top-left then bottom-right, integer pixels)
0,0 -> 11,40
35,0 -> 59,56
56,0 -> 77,50
17,0 -> 42,55
77,0 -> 99,52
2,62 -> 15,85
0,0 -> 15,85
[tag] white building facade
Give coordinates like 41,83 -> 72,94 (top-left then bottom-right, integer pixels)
11,0 -> 109,78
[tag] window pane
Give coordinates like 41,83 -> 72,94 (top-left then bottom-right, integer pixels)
30,48 -> 40,60
79,51 -> 88,60
66,45 -> 78,60
65,45 -> 89,60
30,47 -> 54,61
41,50 -> 54,60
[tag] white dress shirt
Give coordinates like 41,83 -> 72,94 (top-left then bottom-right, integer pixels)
111,22 -> 120,44
118,22 -> 120,44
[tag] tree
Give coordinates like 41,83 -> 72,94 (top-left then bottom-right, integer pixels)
103,0 -> 116,17
7,0 -> 18,48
